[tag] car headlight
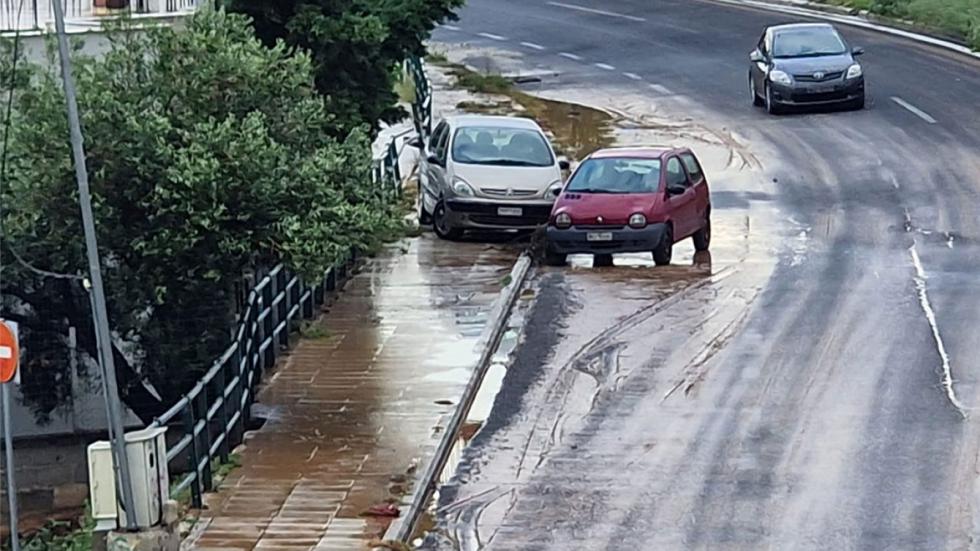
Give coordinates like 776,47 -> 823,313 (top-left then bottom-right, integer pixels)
452,178 -> 475,197
846,63 -> 863,79
629,213 -> 647,229
769,70 -> 792,86
554,212 -> 572,229
546,181 -> 564,198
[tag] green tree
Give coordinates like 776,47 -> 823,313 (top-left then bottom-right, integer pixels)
226,0 -> 464,136
0,9 -> 401,422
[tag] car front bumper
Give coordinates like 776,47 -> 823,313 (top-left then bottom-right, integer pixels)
547,224 -> 667,255
771,77 -> 864,106
445,199 -> 554,230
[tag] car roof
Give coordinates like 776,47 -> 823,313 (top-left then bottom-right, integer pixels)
446,115 -> 543,130
588,146 -> 686,160
769,22 -> 836,33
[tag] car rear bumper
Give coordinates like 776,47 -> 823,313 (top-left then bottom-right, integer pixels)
547,224 -> 667,255
771,78 -> 864,106
445,199 -> 553,230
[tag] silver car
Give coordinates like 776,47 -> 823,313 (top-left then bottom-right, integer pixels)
418,115 -> 568,240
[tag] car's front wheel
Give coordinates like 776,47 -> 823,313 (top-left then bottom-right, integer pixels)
693,214 -> 711,252
653,226 -> 673,266
765,83 -> 783,115
433,200 -> 463,240
847,92 -> 866,111
750,75 -> 764,107
544,247 -> 567,267
418,185 -> 432,225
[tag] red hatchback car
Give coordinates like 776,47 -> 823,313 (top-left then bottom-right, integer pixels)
545,147 -> 711,266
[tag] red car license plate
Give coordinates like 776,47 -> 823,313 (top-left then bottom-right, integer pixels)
587,232 -> 613,242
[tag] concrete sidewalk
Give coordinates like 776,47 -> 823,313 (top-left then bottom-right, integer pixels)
187,236 -> 518,550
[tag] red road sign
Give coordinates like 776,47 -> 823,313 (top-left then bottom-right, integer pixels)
0,321 -> 19,384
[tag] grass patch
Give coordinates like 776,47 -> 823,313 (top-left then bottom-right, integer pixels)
820,0 -> 980,49
300,321 -> 331,340
14,505 -> 94,551
448,66 -> 514,95
425,50 -> 449,64
394,66 -> 416,103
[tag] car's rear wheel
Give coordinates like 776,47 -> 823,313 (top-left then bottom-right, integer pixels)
693,214 -> 711,252
433,200 -> 463,240
653,227 -> 673,266
750,75 -> 764,107
765,83 -> 783,115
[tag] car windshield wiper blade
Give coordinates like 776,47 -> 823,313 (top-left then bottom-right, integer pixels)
775,51 -> 844,58
568,188 -> 614,194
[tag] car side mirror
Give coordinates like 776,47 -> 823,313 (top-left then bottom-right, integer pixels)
667,183 -> 686,196
426,154 -> 442,166
749,49 -> 765,63
407,135 -> 423,149
852,46 -> 865,56
558,159 -> 570,171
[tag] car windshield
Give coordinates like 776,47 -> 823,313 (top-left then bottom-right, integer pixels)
565,158 -> 662,194
451,126 -> 554,167
772,27 -> 846,58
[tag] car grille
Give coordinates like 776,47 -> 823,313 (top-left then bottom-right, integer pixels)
470,215 -> 549,226
574,224 -> 626,230
792,90 -> 849,103
793,71 -> 844,82
481,187 -> 539,198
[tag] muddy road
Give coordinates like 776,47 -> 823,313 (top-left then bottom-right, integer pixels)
420,0 -> 980,549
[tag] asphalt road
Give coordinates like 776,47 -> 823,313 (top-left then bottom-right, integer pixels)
422,0 -> 980,549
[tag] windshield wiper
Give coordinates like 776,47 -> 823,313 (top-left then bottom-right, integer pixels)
568,188 -> 614,194
477,158 -> 543,167
775,51 -> 844,58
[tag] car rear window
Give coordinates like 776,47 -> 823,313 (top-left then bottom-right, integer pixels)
452,126 -> 554,167
565,158 -> 662,193
772,27 -> 846,58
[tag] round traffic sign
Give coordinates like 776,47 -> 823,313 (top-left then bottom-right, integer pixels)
0,321 -> 19,384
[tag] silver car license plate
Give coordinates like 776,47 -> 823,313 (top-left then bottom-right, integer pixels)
587,232 -> 613,242
497,207 -> 523,217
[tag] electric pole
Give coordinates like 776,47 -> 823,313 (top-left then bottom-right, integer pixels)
48,0 -> 138,529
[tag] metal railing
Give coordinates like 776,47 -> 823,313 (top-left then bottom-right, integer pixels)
406,56 -> 433,146
148,258 -> 354,507
2,0 -> 200,33
147,57 -> 427,510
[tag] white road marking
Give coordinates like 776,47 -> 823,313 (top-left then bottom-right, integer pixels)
891,96 -> 937,124
623,72 -> 643,81
906,209 -> 967,418
547,1 -> 646,22
559,52 -> 583,61
441,24 -> 461,31
521,41 -> 546,51
649,83 -> 672,94
595,63 -> 616,71
478,32 -> 508,41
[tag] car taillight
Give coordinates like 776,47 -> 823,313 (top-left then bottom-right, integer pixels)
554,212 -> 572,229
629,213 -> 647,228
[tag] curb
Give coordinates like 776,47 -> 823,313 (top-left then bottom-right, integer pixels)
704,0 -> 980,61
376,253 -> 534,547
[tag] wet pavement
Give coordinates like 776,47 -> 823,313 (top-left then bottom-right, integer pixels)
421,1 -> 980,548
187,236 -> 519,550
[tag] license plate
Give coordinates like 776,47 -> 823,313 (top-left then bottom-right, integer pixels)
587,232 -> 613,242
497,207 -> 523,217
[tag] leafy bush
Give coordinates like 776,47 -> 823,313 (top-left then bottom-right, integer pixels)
0,9 -> 403,420
226,0 -> 464,137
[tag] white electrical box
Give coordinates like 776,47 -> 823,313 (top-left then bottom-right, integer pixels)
87,426 -> 170,531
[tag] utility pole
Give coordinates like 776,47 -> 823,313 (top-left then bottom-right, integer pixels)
48,0 -> 138,529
